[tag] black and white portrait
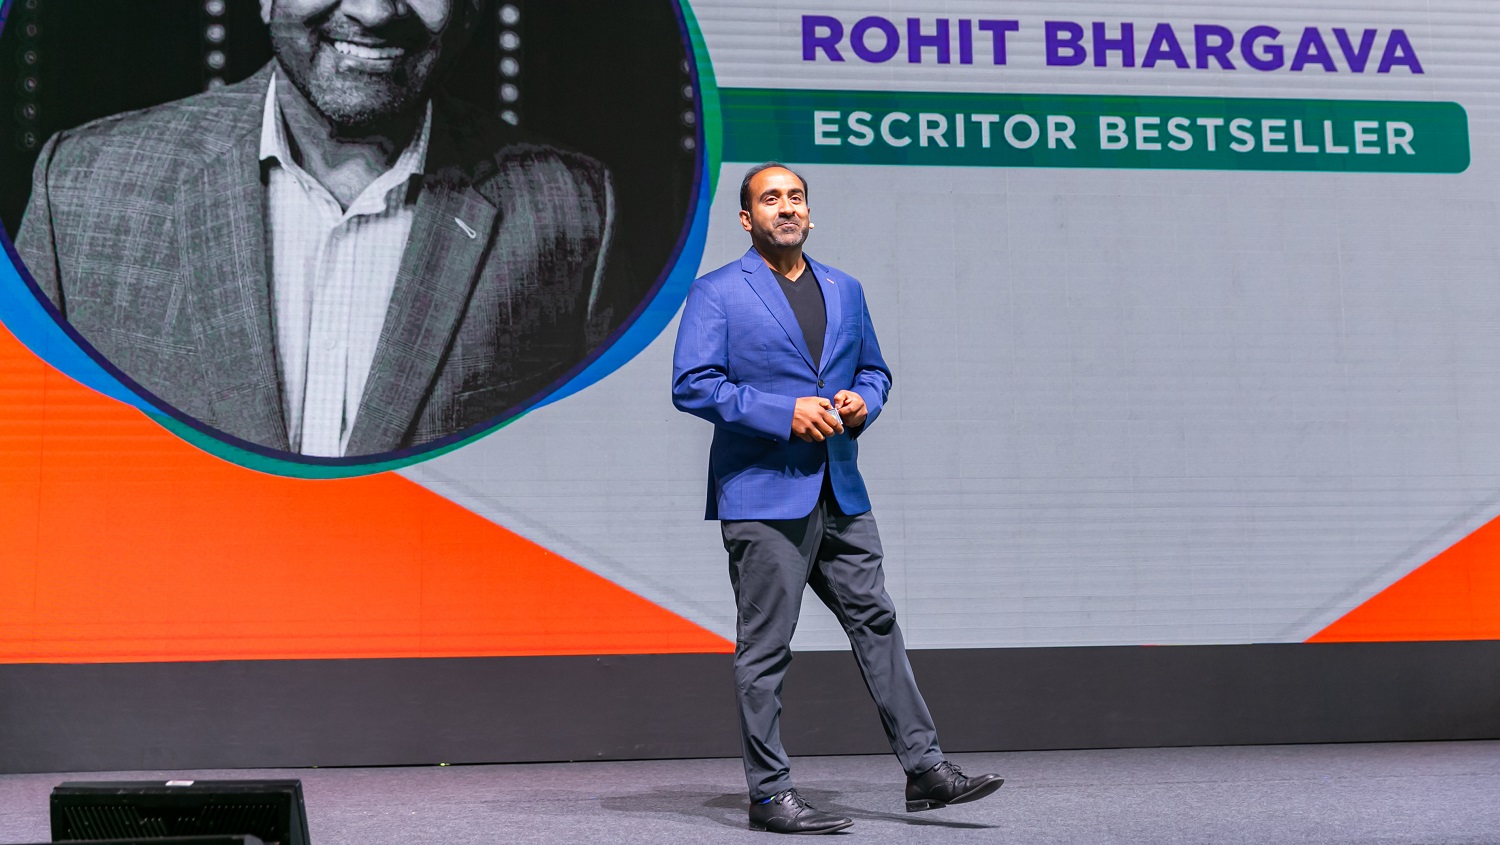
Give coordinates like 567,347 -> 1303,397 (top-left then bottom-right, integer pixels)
0,0 -> 696,460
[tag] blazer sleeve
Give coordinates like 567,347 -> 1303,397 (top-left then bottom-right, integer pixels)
848,285 -> 892,438
671,277 -> 798,441
14,131 -> 65,315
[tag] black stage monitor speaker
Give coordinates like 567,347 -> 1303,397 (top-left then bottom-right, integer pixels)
49,780 -> 310,845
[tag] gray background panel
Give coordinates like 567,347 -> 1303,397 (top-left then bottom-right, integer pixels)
404,0 -> 1500,650
6,643 -> 1500,774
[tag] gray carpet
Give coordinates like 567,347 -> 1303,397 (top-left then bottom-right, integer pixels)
3,741 -> 1498,844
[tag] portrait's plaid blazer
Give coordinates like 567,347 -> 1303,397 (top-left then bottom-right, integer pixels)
17,64 -> 614,457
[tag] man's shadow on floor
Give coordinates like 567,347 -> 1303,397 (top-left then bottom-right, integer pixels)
599,785 -> 998,832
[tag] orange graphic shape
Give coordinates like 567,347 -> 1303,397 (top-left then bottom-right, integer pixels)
1310,513 -> 1500,642
0,321 -> 732,663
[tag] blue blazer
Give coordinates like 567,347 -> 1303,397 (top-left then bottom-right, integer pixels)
672,247 -> 892,520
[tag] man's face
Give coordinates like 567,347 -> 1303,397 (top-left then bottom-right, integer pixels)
263,0 -> 474,129
740,167 -> 811,251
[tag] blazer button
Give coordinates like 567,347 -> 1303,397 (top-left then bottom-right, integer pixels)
818,380 -> 825,388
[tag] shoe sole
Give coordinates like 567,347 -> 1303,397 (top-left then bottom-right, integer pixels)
749,819 -> 854,834
905,777 -> 1005,813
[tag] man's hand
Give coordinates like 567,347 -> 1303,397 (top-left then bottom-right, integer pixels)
791,396 -> 843,442
833,390 -> 868,428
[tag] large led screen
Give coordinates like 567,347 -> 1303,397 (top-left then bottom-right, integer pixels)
1,0 -> 1495,664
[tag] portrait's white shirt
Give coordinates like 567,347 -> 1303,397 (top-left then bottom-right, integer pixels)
260,73 -> 432,457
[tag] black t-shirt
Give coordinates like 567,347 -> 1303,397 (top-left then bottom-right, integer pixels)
773,263 -> 826,368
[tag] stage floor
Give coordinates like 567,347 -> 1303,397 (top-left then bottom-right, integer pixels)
3,741 -> 1497,844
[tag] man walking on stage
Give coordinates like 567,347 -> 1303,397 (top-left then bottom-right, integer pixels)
672,163 -> 1004,834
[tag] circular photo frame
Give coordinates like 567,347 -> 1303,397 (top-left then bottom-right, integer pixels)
0,0 -> 711,476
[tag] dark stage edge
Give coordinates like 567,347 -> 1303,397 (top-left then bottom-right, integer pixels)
3,742 -> 1500,844
3,642 -> 1500,774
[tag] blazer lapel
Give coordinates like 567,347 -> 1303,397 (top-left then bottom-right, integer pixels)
740,248 -> 816,371
808,256 -> 841,374
345,157 -> 498,456
176,69 -> 289,451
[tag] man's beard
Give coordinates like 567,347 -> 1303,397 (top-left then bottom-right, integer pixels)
293,58 -> 430,130
268,19 -> 446,132
765,223 -> 809,248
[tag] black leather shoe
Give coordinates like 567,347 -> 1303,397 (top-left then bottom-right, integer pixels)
905,760 -> 1004,812
748,788 -> 853,834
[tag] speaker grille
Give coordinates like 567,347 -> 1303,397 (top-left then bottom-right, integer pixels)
59,801 -> 281,840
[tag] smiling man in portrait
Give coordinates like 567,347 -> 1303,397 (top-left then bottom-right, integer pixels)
16,0 -> 616,459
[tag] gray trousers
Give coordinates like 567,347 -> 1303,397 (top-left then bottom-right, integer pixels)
721,491 -> 943,801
